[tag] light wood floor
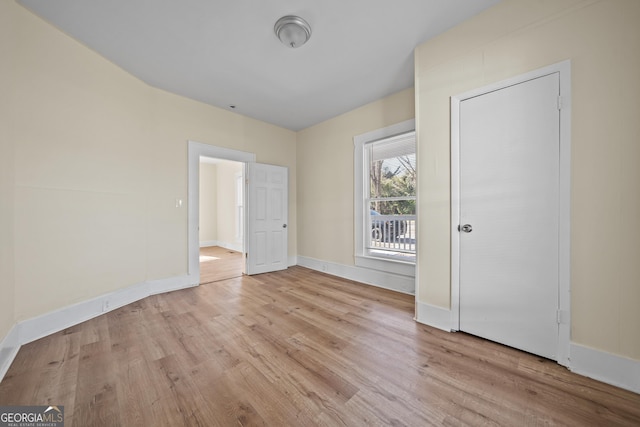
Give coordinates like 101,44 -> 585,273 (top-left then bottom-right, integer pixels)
1,267 -> 639,426
199,246 -> 243,284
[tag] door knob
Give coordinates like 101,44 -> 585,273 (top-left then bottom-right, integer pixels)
459,224 -> 473,233
283,224 -> 287,228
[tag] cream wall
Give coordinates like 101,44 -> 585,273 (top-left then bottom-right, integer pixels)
199,163 -> 218,243
297,89 -> 415,266
198,161 -> 243,248
415,0 -> 640,360
4,0 -> 297,323
0,2 -> 15,341
216,161 -> 243,248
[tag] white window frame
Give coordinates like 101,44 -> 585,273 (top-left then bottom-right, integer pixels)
354,119 -> 416,277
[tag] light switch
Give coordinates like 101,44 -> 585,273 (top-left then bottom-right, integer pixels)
176,199 -> 183,208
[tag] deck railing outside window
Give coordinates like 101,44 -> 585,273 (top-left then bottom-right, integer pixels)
367,213 -> 416,262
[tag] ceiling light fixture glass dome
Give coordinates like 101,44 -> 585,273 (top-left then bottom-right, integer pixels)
274,15 -> 311,48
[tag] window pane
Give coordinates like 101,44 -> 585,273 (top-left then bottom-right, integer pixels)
363,130 -> 416,263
369,139 -> 416,202
368,204 -> 416,261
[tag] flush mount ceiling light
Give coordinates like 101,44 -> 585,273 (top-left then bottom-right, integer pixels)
274,15 -> 311,48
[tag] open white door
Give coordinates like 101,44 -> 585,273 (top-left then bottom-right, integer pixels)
246,163 -> 288,275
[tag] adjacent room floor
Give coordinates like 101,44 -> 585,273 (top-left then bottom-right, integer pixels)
199,246 -> 243,284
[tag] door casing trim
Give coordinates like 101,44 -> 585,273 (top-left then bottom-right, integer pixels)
450,60 -> 571,366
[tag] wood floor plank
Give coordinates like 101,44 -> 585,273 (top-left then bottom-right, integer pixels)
1,266 -> 639,426
114,357 -> 161,427
72,341 -> 120,426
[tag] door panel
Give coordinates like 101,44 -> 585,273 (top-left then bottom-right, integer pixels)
246,163 -> 288,275
459,73 -> 560,360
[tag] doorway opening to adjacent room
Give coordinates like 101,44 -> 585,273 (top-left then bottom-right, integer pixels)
188,141 -> 290,286
198,156 -> 245,284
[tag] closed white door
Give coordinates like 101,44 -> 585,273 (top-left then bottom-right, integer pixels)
459,73 -> 560,360
246,163 -> 288,275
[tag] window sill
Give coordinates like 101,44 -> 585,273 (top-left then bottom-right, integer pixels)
355,255 -> 415,277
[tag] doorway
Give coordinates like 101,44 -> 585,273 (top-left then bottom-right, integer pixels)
198,157 -> 244,284
187,142 -> 255,286
187,141 -> 290,285
450,61 -> 571,366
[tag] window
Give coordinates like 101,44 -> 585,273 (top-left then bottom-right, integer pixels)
366,132 -> 416,260
354,120 -> 416,276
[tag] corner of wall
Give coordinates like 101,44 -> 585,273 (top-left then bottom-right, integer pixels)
415,301 -> 452,332
0,326 -> 20,383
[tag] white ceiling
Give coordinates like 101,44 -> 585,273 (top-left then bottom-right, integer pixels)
17,0 -> 499,131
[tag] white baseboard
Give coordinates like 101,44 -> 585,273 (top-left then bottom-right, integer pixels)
0,274 -> 195,382
217,241 -> 243,253
148,274 -> 195,295
569,343 -> 640,394
415,301 -> 453,332
0,326 -> 20,383
297,256 -> 414,295
200,240 -> 244,253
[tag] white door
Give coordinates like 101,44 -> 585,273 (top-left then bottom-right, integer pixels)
459,73 -> 560,360
246,163 -> 288,275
